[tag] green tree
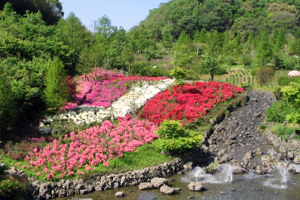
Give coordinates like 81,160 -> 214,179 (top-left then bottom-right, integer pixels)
162,32 -> 173,53
0,68 -> 18,140
43,57 -> 69,110
257,30 -> 273,65
275,28 -> 286,51
202,52 -> 220,81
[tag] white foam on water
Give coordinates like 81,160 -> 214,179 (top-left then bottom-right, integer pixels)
289,163 -> 300,173
262,166 -> 289,190
181,164 -> 233,184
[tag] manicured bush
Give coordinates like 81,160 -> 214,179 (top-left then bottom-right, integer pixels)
154,120 -> 203,153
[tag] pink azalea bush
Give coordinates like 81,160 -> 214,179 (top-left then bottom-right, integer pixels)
24,115 -> 158,180
63,68 -> 168,110
288,70 -> 300,77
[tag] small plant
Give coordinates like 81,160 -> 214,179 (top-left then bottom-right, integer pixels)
154,120 -> 203,153
258,123 -> 267,131
203,162 -> 218,173
170,67 -> 187,84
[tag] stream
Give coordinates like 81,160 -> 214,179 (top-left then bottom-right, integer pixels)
56,164 -> 300,200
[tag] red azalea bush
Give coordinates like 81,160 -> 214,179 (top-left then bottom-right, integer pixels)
140,81 -> 244,124
24,116 -> 158,180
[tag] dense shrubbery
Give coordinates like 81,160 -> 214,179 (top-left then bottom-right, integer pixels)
266,101 -> 290,123
154,120 -> 203,153
278,76 -> 300,86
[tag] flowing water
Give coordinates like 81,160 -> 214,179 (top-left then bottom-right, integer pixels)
56,164 -> 300,200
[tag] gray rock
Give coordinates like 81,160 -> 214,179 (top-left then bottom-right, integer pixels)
219,154 -> 233,163
115,191 -> 124,197
188,182 -> 206,191
288,151 -> 295,159
261,155 -> 273,162
75,183 -> 86,191
39,183 -> 52,197
256,166 -> 268,175
138,182 -> 153,190
58,189 -> 66,197
183,162 -> 193,170
245,151 -> 253,160
232,165 -> 245,174
287,167 -> 296,175
256,148 -> 262,155
217,149 -> 226,156
294,154 -> 300,164
267,148 -> 277,156
80,189 -> 89,195
151,178 -> 168,188
279,145 -> 288,154
160,184 -> 175,195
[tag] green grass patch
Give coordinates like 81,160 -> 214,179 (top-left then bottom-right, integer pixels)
269,123 -> 300,141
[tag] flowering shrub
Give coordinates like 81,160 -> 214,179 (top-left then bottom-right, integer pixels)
43,79 -> 175,128
63,68 -> 169,110
5,137 -> 52,161
288,70 -> 300,77
25,116 -> 158,180
140,81 -> 244,124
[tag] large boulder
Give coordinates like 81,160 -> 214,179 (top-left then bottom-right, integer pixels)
138,182 -> 153,190
160,184 -> 175,195
151,178 -> 168,188
115,191 -> 124,197
188,182 -> 206,191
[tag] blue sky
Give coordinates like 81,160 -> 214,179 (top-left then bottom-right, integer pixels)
59,0 -> 171,31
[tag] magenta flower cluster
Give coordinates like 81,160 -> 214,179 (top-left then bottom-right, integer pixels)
62,68 -> 168,110
25,115 -> 158,179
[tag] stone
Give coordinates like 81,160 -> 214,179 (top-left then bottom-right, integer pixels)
80,189 -> 89,195
294,154 -> 300,164
115,191 -> 124,197
138,182 -> 153,190
188,182 -> 206,191
256,148 -> 262,155
256,166 -> 268,175
232,165 -> 245,174
151,178 -> 168,188
219,154 -> 233,163
160,184 -> 175,195
267,148 -> 277,156
75,183 -> 86,191
287,167 -> 296,175
217,149 -> 226,156
245,151 -> 253,160
183,162 -> 193,170
261,155 -> 273,162
279,145 -> 288,154
39,183 -> 52,197
288,151 -> 295,159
